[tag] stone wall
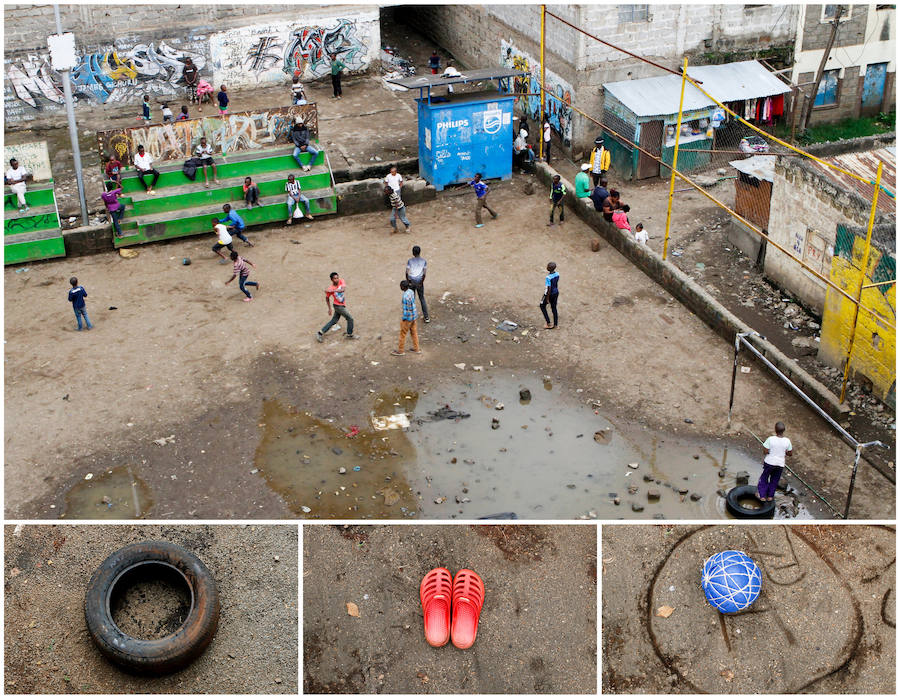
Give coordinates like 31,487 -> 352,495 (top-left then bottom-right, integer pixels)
3,4 -> 378,124
800,4 -> 868,51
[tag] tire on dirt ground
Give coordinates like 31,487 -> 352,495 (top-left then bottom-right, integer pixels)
84,541 -> 220,674
725,485 -> 776,519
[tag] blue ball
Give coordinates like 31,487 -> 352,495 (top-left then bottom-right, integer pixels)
701,550 -> 761,613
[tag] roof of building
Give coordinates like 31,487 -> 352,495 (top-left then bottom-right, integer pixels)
385,67 -> 525,89
603,61 -> 791,119
807,147 -> 896,216
730,155 -> 776,182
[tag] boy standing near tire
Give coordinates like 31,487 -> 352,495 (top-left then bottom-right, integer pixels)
758,421 -> 793,502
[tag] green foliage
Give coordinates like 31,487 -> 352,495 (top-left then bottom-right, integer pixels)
793,113 -> 896,145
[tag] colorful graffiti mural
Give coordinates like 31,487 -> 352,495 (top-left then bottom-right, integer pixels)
96,104 -> 318,164
5,41 -> 206,116
4,141 -> 52,181
500,40 -> 574,146
283,19 -> 369,78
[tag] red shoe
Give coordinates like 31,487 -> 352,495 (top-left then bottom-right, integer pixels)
451,569 -> 484,649
420,567 -> 452,647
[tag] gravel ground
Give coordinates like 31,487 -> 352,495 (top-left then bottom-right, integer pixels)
303,524 -> 597,693
4,524 -> 298,694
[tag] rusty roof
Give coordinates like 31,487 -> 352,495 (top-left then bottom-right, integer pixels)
807,147 -> 896,216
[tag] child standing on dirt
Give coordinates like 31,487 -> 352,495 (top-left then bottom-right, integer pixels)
225,250 -> 259,302
217,85 -> 229,115
758,421 -> 793,502
391,280 -> 421,356
634,222 -> 649,246
548,174 -> 566,226
540,262 -> 560,329
68,277 -> 93,330
470,173 -> 497,228
140,94 -> 151,122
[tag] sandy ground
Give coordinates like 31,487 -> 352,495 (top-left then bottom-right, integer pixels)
4,175 -> 894,519
3,524 -> 298,694
602,524 -> 896,694
302,524 -> 597,693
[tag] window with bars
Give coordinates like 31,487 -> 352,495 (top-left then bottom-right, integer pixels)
618,5 -> 650,23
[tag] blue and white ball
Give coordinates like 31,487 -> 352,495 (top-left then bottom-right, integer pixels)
701,550 -> 762,613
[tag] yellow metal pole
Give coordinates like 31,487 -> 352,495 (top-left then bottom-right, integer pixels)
540,4 -> 546,161
840,161 -> 883,404
663,57 -> 688,260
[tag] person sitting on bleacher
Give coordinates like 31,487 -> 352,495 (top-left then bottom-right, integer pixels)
5,158 -> 32,213
290,118 -> 318,172
243,177 -> 260,208
285,173 -> 313,224
194,136 -> 219,188
105,154 -> 123,187
218,203 -> 253,247
133,145 -> 160,195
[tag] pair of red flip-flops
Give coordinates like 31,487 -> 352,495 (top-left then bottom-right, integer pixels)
419,567 -> 484,649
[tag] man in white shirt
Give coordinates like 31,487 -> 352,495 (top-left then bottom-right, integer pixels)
133,145 -> 160,194
211,217 -> 234,263
758,421 -> 794,502
384,166 -> 403,194
542,121 -> 551,164
5,158 -> 32,212
194,137 -> 218,188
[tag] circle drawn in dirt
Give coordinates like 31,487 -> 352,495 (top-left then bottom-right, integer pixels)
647,526 -> 861,694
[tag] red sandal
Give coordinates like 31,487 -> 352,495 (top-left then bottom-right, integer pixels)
420,567 -> 452,647
451,569 -> 485,649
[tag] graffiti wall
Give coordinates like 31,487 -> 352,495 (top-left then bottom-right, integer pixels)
4,9 -> 378,123
4,41 -> 207,121
97,104 -> 318,164
208,12 -> 377,87
500,40 -> 574,147
4,141 -> 52,181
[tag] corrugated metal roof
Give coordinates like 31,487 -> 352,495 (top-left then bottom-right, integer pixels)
730,155 -> 776,182
603,61 -> 791,119
807,148 -> 896,215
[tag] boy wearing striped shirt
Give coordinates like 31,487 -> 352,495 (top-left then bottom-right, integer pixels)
385,185 -> 411,233
285,174 -> 313,224
391,280 -> 421,355
225,250 -> 259,302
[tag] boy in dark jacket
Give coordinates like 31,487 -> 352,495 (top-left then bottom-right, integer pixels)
548,174 -> 566,226
68,277 -> 93,330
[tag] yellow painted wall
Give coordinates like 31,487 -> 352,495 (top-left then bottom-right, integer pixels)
819,237 -> 896,407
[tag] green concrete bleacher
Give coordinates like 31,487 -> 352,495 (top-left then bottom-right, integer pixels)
112,143 -> 337,248
4,180 -> 66,265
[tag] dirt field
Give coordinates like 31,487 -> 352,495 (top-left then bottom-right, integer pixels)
3,524 -> 298,694
602,524 -> 895,694
303,524 -> 597,693
4,173 -> 894,519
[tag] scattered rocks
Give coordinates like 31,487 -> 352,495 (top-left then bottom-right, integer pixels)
628,462 -> 639,469
491,417 -> 500,430
677,487 -> 689,495
632,503 -> 644,513
736,470 -> 750,485
613,497 -> 621,505
339,467 -> 347,474
647,489 -> 661,501
433,496 -> 446,504
519,388 -> 532,401
718,470 -> 726,478
690,493 -> 702,501
642,474 -> 654,482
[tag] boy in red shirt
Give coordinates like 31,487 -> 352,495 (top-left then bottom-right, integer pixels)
317,272 -> 358,341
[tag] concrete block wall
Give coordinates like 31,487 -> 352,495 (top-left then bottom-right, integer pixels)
797,65 -> 865,124
800,4 -> 868,51
764,160 -> 872,313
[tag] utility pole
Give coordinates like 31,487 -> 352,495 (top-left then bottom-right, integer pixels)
800,4 -> 843,131
52,3 -> 89,226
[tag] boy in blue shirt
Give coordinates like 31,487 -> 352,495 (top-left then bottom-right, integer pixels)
217,204 -> 254,247
548,174 -> 566,226
540,262 -> 559,329
470,173 -> 498,228
68,277 -> 93,330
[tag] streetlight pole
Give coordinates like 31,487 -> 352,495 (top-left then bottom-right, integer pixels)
53,3 -> 89,226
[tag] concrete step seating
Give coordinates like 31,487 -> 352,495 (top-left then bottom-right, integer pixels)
4,180 -> 66,265
113,144 -> 337,248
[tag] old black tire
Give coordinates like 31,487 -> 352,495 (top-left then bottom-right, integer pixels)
725,485 -> 776,519
84,541 -> 219,674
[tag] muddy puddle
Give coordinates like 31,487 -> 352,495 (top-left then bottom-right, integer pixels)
254,375 -> 824,520
62,465 -> 153,519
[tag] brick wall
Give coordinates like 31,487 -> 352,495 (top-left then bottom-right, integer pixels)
797,65 -> 866,124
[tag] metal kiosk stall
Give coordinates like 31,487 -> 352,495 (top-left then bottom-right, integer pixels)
386,68 -> 526,191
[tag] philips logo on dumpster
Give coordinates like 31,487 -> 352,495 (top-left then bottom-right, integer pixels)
437,118 -> 469,130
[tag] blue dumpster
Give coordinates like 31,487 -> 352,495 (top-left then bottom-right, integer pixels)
386,68 -> 524,191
